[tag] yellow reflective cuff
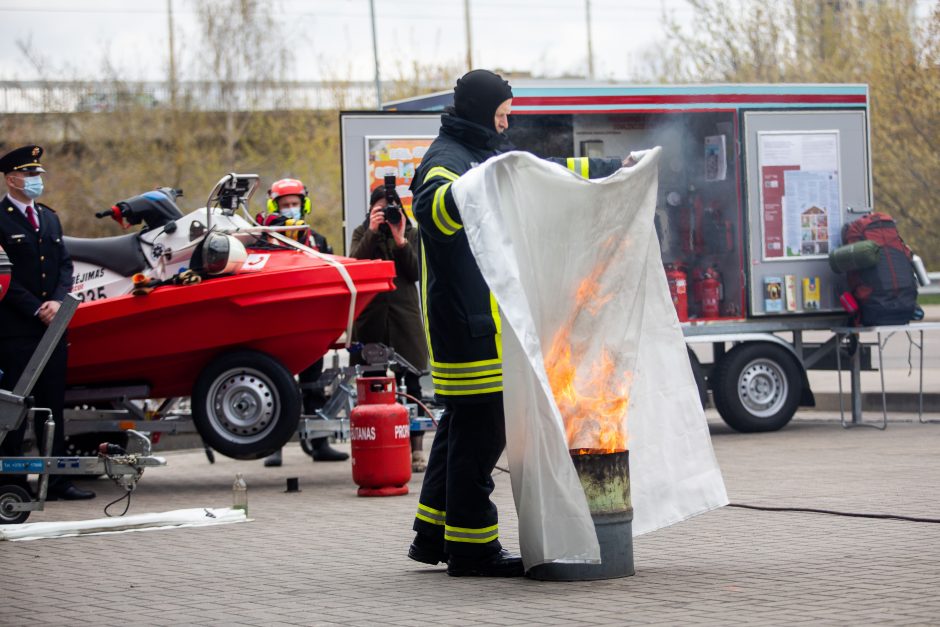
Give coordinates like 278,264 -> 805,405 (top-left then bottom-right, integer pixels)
566,157 -> 589,177
418,503 -> 445,516
416,503 -> 446,526
444,523 -> 499,544
416,512 -> 445,526
431,183 -> 462,236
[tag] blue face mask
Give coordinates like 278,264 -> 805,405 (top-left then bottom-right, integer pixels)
280,207 -> 302,221
22,175 -> 44,200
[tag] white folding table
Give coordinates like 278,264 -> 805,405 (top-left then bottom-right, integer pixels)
832,321 -> 940,429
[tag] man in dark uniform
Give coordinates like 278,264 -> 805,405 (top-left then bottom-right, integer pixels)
0,145 -> 95,501
407,71 -> 625,577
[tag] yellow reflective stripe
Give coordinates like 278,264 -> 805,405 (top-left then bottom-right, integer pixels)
445,523 -> 499,544
425,166 -> 459,182
418,503 -> 445,516
416,503 -> 446,525
436,182 -> 462,233
417,512 -> 445,525
430,357 -> 501,369
490,291 -> 502,360
566,157 -> 589,177
432,368 -> 502,379
432,375 -> 503,387
436,385 -> 504,396
431,185 -> 457,236
433,380 -> 504,395
420,244 -> 435,365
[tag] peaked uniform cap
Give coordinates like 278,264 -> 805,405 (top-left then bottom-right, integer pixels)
0,145 -> 46,174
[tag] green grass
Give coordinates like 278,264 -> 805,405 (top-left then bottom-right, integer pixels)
919,293 -> 940,305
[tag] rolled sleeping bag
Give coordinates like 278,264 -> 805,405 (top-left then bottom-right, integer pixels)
828,239 -> 882,273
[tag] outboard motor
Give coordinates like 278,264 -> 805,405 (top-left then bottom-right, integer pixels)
97,187 -> 184,232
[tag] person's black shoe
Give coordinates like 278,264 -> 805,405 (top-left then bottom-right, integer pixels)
447,549 -> 525,577
263,449 -> 283,467
311,440 -> 349,462
408,536 -> 448,565
47,482 -> 96,501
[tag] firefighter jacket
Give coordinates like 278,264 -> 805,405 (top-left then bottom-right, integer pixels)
411,112 -> 622,403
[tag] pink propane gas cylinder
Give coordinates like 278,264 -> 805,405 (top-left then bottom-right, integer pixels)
349,376 -> 411,497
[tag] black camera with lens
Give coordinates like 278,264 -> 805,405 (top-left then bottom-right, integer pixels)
383,174 -> 402,225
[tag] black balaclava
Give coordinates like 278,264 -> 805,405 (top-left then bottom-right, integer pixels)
453,69 -> 513,131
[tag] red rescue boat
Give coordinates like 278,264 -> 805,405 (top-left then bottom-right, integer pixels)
61,174 -> 396,459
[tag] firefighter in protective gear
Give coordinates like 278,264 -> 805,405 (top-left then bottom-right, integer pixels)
407,70 -> 625,577
257,178 -> 347,466
257,178 -> 332,252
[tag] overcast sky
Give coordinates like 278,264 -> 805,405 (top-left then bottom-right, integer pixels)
0,0 -> 698,83
1,0 -> 934,86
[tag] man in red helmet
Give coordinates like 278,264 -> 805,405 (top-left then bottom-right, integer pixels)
258,178 -> 348,465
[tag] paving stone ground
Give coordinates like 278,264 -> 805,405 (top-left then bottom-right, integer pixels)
2,410 -> 939,626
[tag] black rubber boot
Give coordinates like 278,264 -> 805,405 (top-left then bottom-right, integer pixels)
311,437 -> 348,462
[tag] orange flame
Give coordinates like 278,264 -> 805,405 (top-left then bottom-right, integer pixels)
544,269 -> 631,454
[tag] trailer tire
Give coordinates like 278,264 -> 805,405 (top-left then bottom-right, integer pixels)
192,350 -> 301,460
0,484 -> 32,524
712,343 -> 801,433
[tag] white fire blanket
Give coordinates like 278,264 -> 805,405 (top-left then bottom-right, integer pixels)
452,148 -> 728,568
0,507 -> 247,541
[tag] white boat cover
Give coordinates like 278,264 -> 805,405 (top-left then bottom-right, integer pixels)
451,148 -> 728,569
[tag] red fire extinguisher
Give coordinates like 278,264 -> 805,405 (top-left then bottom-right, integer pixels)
350,376 -> 411,497
701,267 -> 722,320
665,263 -> 688,322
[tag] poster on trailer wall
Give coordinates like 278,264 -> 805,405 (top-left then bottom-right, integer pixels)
757,131 -> 843,260
365,136 -> 435,221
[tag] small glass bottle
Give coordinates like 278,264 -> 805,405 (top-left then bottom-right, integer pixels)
232,473 -> 248,515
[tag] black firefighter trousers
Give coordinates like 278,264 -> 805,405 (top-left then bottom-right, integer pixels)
412,397 -> 506,558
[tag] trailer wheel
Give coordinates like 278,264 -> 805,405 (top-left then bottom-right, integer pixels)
192,350 -> 301,460
712,343 -> 802,432
0,484 -> 31,525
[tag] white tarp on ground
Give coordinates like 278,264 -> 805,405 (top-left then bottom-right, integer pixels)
452,148 -> 728,569
0,507 -> 247,541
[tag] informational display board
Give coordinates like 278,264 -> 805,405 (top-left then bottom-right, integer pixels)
757,131 -> 842,260
743,111 -> 871,316
340,113 -> 440,254
365,137 -> 435,220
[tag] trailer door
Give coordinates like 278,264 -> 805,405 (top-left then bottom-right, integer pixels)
742,110 -> 871,316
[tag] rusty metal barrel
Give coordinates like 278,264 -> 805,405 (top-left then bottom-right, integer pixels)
528,449 -> 635,581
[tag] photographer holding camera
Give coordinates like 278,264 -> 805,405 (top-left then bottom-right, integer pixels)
349,182 -> 430,472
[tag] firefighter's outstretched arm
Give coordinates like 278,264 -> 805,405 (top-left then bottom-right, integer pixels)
549,156 -> 624,179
